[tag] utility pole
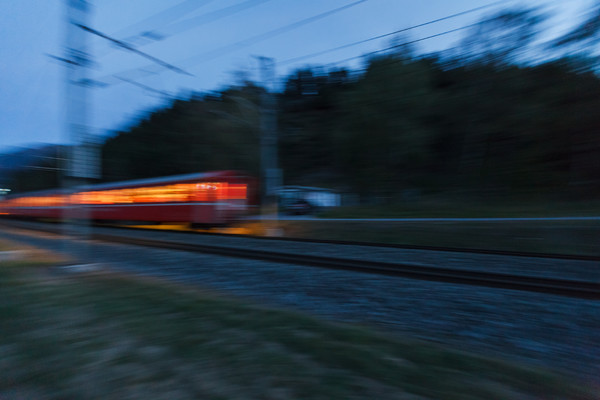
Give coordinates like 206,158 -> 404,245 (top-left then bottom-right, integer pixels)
65,0 -> 98,182
257,56 -> 282,234
63,0 -> 98,261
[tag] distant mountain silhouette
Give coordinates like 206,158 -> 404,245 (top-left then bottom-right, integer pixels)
0,144 -> 65,188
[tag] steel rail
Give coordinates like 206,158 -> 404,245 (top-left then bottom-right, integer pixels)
91,233 -> 600,300
1,219 -> 598,299
108,223 -> 600,262
3,217 -> 599,261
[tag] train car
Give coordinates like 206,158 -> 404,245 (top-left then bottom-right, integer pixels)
0,171 -> 256,226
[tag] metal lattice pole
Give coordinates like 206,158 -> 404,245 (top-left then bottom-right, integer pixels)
63,0 -> 98,261
257,56 -> 282,234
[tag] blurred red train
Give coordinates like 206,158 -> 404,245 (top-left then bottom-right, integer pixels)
0,171 -> 256,226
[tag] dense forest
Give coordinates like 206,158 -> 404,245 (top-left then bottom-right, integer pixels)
10,7 -> 600,201
99,56 -> 600,200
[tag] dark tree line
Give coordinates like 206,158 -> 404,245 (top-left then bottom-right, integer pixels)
96,6 -> 600,201
101,84 -> 262,182
97,49 -> 600,201
8,6 -> 600,201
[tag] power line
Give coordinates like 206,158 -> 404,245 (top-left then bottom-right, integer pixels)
279,0 -> 510,66
101,0 -> 271,54
96,0 -> 218,58
88,0 -> 276,87
47,53 -> 80,66
98,0 -> 369,87
95,0 -> 519,94
115,77 -> 173,98
328,1 -> 563,69
112,0 -> 217,41
77,24 -> 193,76
273,22 -> 484,87
328,23 -> 481,68
152,0 -> 274,40
182,0 -> 369,66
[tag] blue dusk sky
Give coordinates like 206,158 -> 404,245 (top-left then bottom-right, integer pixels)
0,0 -> 593,152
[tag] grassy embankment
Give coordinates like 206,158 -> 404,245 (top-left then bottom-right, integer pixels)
0,239 -> 596,399
260,199 -> 600,256
318,198 -> 600,219
272,219 -> 600,256
104,198 -> 600,255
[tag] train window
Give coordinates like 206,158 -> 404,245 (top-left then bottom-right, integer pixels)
5,180 -> 248,207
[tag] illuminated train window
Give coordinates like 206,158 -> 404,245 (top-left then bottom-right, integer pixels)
3,182 -> 248,207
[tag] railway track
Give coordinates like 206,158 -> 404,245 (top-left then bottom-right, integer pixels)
5,217 -> 600,261
2,219 -> 599,300
119,223 -> 600,262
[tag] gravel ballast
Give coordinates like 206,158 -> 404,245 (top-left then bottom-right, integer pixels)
0,224 -> 598,381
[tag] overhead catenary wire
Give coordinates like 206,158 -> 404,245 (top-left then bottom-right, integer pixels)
83,1 -> 571,141
75,1 -> 277,94
96,0 -> 218,58
93,0 -> 525,96
273,22 -> 483,93
147,0 -> 274,41
77,24 -> 193,76
115,77 -> 173,98
96,0 -> 512,91
278,0 -> 511,66
277,21 -> 485,82
174,0 -> 370,66
101,0 -> 272,56
327,23 -> 482,68
96,0 -> 370,88
122,20 -> 484,98
111,0 -> 217,40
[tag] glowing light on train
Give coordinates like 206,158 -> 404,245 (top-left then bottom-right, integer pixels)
1,182 -> 247,207
0,171 -> 254,225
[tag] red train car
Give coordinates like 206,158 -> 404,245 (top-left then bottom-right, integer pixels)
0,171 -> 256,226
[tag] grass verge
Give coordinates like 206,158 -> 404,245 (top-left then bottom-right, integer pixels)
0,240 -> 596,399
273,220 -> 600,256
318,199 -> 600,219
